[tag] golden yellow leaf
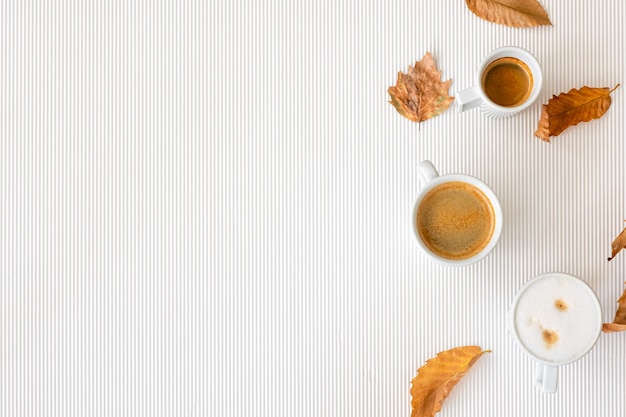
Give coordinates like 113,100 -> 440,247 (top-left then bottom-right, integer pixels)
603,285 -> 626,333
465,0 -> 551,28
388,52 -> 454,124
410,346 -> 489,417
535,85 -> 620,142
608,222 -> 626,261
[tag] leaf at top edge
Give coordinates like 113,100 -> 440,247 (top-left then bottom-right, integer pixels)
465,0 -> 552,28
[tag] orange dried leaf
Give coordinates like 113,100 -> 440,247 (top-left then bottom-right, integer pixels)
535,85 -> 620,142
410,346 -> 489,417
603,285 -> 626,333
465,0 -> 551,28
388,52 -> 454,124
608,223 -> 626,261
602,323 -> 626,333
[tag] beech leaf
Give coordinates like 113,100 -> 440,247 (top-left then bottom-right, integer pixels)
602,285 -> 626,333
535,85 -> 620,142
410,346 -> 489,417
388,52 -> 454,124
608,222 -> 626,261
465,0 -> 551,28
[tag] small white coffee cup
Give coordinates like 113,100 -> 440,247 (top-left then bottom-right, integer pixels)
456,46 -> 543,119
412,160 -> 503,267
508,272 -> 602,393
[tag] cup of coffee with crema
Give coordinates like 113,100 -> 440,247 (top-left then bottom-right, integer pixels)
508,272 -> 602,393
456,46 -> 543,119
412,160 -> 503,266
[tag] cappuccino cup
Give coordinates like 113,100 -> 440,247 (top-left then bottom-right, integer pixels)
508,272 -> 602,393
456,46 -> 543,119
412,161 -> 503,266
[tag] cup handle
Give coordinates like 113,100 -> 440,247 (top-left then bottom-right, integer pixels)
534,363 -> 558,393
417,160 -> 439,185
456,86 -> 482,112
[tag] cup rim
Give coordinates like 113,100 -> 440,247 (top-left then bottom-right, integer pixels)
475,46 -> 543,113
507,272 -> 603,367
412,173 -> 503,267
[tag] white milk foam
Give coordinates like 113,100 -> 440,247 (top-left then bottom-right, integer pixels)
513,274 -> 601,364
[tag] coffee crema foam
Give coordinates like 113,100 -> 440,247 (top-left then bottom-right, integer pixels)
513,275 -> 601,364
416,181 -> 495,260
481,56 -> 533,108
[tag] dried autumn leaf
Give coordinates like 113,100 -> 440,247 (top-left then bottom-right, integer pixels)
465,0 -> 551,28
602,323 -> 626,333
602,285 -> 626,333
608,222 -> 626,261
388,52 -> 454,124
411,346 -> 489,417
535,85 -> 620,142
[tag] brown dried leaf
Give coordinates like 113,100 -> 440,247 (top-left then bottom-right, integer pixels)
603,285 -> 626,333
608,222 -> 626,261
535,85 -> 619,142
465,0 -> 551,28
388,52 -> 454,124
411,346 -> 489,417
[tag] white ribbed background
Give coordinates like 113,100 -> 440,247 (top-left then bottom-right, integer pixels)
1,1 -> 625,416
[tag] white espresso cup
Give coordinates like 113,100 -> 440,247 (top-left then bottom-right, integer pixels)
456,46 -> 543,119
508,272 -> 602,393
412,160 -> 503,267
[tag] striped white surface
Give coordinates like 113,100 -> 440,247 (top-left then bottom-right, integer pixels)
1,1 -> 625,416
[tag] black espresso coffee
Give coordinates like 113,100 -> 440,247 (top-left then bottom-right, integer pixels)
481,56 -> 533,107
416,181 -> 495,260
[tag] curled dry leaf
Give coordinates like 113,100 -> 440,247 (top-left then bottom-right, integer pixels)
535,85 -> 620,142
388,52 -> 454,124
465,0 -> 551,28
411,346 -> 489,417
602,285 -> 626,333
608,222 -> 626,261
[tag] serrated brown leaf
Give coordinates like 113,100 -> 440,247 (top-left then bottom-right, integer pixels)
603,285 -> 626,333
608,222 -> 626,261
535,85 -> 620,142
410,346 -> 489,417
388,52 -> 454,124
465,0 -> 551,28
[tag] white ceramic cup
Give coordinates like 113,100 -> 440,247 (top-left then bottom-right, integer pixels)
456,46 -> 543,119
508,272 -> 602,393
412,160 -> 503,267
